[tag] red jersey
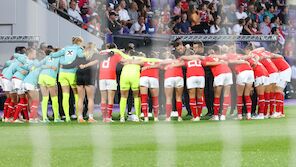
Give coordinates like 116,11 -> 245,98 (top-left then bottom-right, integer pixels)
247,58 -> 269,78
202,56 -> 231,77
256,51 -> 278,74
99,54 -> 122,80
272,57 -> 290,72
164,65 -> 183,79
185,60 -> 204,78
140,62 -> 159,79
226,53 -> 252,74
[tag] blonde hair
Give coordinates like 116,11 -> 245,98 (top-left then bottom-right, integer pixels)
72,36 -> 84,45
84,42 -> 98,60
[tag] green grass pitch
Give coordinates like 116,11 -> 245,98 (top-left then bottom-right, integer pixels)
0,106 -> 296,167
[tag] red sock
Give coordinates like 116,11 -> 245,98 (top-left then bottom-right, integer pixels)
3,98 -> 11,119
197,98 -> 203,117
189,98 -> 197,118
29,100 -> 39,119
214,97 -> 220,116
7,101 -> 15,119
269,92 -> 275,115
237,96 -> 243,115
222,96 -> 230,116
258,95 -> 265,114
141,94 -> 148,117
107,104 -> 113,118
245,95 -> 252,114
165,104 -> 172,118
13,104 -> 22,121
101,103 -> 107,119
176,101 -> 182,117
280,93 -> 284,115
264,93 -> 270,115
152,96 -> 159,118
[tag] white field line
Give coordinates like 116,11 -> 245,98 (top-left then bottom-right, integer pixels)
154,123 -> 176,167
91,125 -> 112,167
29,125 -> 51,167
220,121 -> 242,167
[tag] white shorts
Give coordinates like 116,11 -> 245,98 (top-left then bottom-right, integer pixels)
23,83 -> 38,91
236,70 -> 255,85
279,67 -> 292,82
2,78 -> 12,92
254,76 -> 269,87
12,78 -> 23,90
140,76 -> 159,88
164,77 -> 184,88
213,73 -> 233,87
267,72 -> 279,84
186,76 -> 205,89
99,79 -> 117,91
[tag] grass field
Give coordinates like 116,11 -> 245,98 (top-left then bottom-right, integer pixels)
0,106 -> 296,167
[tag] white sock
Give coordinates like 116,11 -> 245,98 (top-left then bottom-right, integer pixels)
89,114 -> 93,119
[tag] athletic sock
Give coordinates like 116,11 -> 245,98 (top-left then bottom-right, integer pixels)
222,96 -> 230,116
134,97 -> 141,117
245,95 -> 252,114
42,96 -> 49,120
107,104 -> 113,119
119,97 -> 127,118
101,103 -> 107,119
197,98 -> 203,117
141,94 -> 148,118
189,98 -> 197,118
165,104 -> 172,118
258,95 -> 265,114
176,101 -> 183,117
62,93 -> 70,121
269,92 -> 275,115
264,92 -> 270,115
30,100 -> 39,120
237,96 -> 243,115
51,96 -> 59,120
3,98 -> 11,119
152,96 -> 159,118
74,93 -> 79,116
214,97 -> 220,116
280,93 -> 284,115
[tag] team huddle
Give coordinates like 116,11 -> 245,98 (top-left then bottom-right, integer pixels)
0,36 -> 292,123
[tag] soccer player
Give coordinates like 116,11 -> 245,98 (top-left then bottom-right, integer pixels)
180,54 -> 205,121
140,51 -> 160,122
270,52 -> 291,117
38,50 -> 63,123
244,46 -> 269,119
161,48 -> 185,122
202,46 -> 233,121
62,42 -> 99,123
224,52 -> 254,120
50,37 -> 84,122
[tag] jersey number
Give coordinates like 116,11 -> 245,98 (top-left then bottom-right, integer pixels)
102,57 -> 111,68
188,60 -> 201,67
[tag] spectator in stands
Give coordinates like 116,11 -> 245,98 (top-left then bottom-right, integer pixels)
232,19 -> 245,35
188,5 -> 201,33
107,11 -> 122,35
255,6 -> 265,23
260,15 -> 271,35
78,0 -> 88,9
130,16 -> 146,34
251,21 -> 261,34
128,2 -> 139,24
80,5 -> 89,23
264,3 -> 275,20
87,16 -> 100,36
241,17 -> 253,35
247,4 -> 256,21
180,13 -> 191,34
173,0 -> 182,16
278,6 -> 290,26
145,16 -> 159,34
271,27 -> 285,46
235,4 -> 248,20
199,3 -> 211,33
225,4 -> 237,24
57,0 -> 70,20
118,0 -> 132,27
67,0 -> 83,23
210,15 -> 221,34
172,16 -> 182,34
